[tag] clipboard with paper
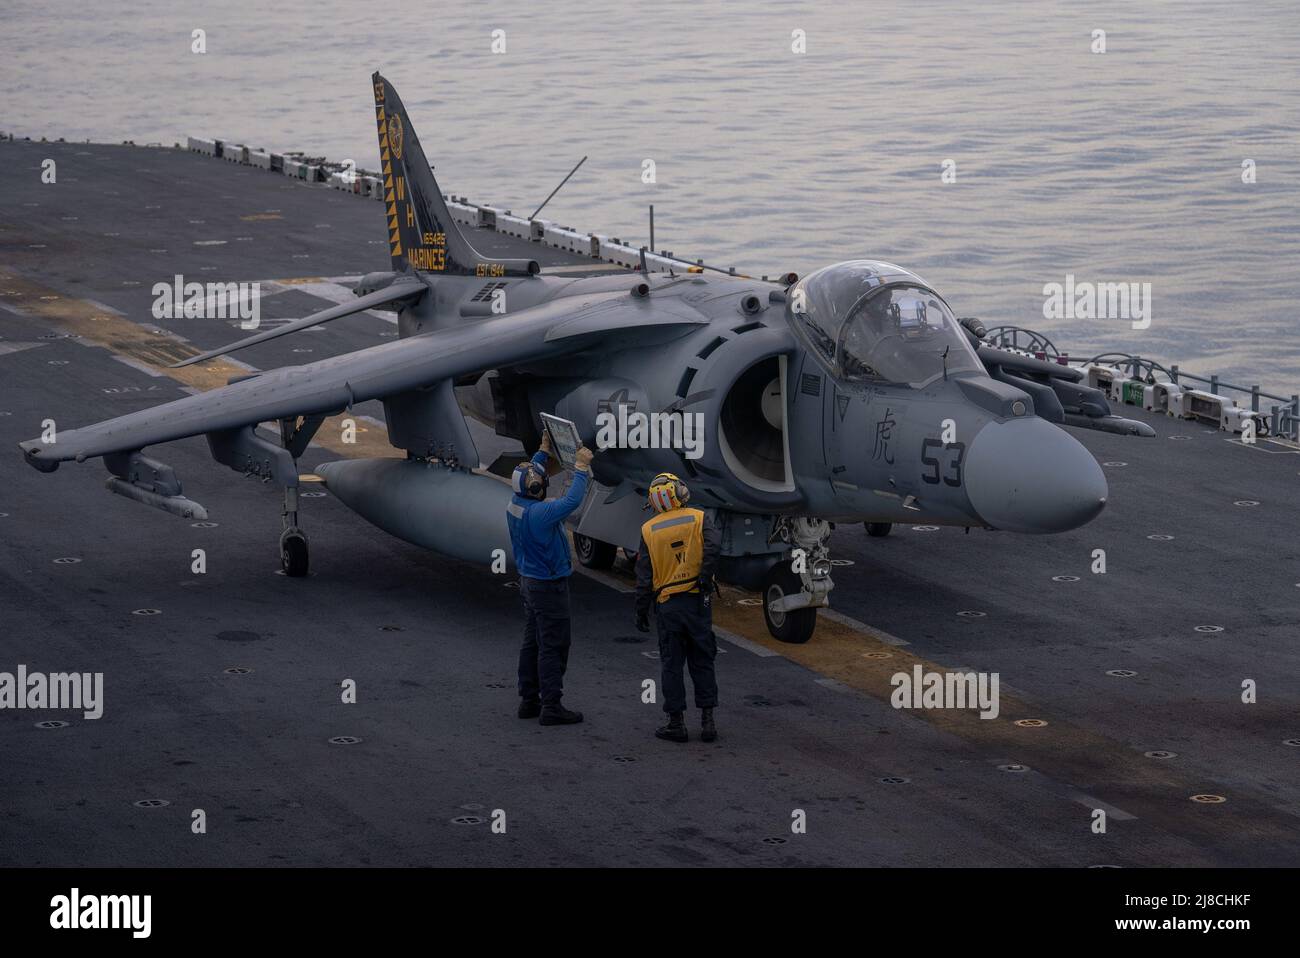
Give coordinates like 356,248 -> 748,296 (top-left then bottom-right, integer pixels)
539,412 -> 582,469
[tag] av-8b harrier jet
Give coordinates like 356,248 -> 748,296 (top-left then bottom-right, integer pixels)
19,72 -> 1152,643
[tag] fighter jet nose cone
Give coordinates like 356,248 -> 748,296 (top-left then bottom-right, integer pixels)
965,418 -> 1108,534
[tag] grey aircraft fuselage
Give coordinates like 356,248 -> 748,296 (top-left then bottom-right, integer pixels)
415,262 -> 1106,539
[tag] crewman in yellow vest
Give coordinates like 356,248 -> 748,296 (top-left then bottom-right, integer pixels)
634,473 -> 722,743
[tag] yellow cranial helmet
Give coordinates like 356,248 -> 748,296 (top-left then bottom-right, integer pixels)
648,472 -> 689,513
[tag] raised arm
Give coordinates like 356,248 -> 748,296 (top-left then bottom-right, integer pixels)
526,445 -> 592,527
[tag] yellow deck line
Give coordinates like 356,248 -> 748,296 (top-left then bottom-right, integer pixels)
591,572 -> 1288,841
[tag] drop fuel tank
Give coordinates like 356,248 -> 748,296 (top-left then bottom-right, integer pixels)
315,458 -> 516,568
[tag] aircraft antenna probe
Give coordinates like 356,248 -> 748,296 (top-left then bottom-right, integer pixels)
529,155 -> 588,220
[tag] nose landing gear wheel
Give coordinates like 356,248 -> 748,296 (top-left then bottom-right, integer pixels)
280,529 -> 310,577
761,564 -> 817,644
865,522 -> 893,537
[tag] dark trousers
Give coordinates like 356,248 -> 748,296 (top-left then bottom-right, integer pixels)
518,576 -> 572,706
656,592 -> 718,713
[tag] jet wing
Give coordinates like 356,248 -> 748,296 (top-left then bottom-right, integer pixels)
19,288 -> 704,471
170,275 -> 427,368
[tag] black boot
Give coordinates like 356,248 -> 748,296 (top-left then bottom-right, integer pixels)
539,704 -> 583,726
655,711 -> 688,743
517,698 -> 541,720
700,707 -> 717,743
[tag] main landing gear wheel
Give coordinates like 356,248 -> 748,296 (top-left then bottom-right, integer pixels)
574,532 -> 617,570
761,564 -> 817,644
280,529 -> 310,577
865,522 -> 893,537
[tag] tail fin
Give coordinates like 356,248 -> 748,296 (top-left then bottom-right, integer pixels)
371,72 -> 538,278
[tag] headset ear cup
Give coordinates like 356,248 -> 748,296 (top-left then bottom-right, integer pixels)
525,464 -> 546,498
648,473 -> 690,512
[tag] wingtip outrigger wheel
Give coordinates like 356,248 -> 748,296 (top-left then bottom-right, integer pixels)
274,415 -> 324,578
280,526 -> 309,577
278,462 -> 308,574
279,475 -> 309,576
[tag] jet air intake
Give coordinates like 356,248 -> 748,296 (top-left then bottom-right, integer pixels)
719,357 -> 788,489
667,322 -> 801,510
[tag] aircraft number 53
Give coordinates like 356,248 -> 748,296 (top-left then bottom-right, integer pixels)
921,439 -> 966,487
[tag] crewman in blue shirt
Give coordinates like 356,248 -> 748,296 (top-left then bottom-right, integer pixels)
506,430 -> 593,726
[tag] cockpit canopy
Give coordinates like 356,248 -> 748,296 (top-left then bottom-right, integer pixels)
788,260 -> 983,388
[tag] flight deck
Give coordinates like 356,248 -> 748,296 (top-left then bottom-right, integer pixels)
1,138 -> 1298,867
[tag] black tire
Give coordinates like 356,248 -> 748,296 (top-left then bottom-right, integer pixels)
865,522 -> 893,538
281,531 -> 309,577
761,563 -> 817,644
574,532 -> 617,570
